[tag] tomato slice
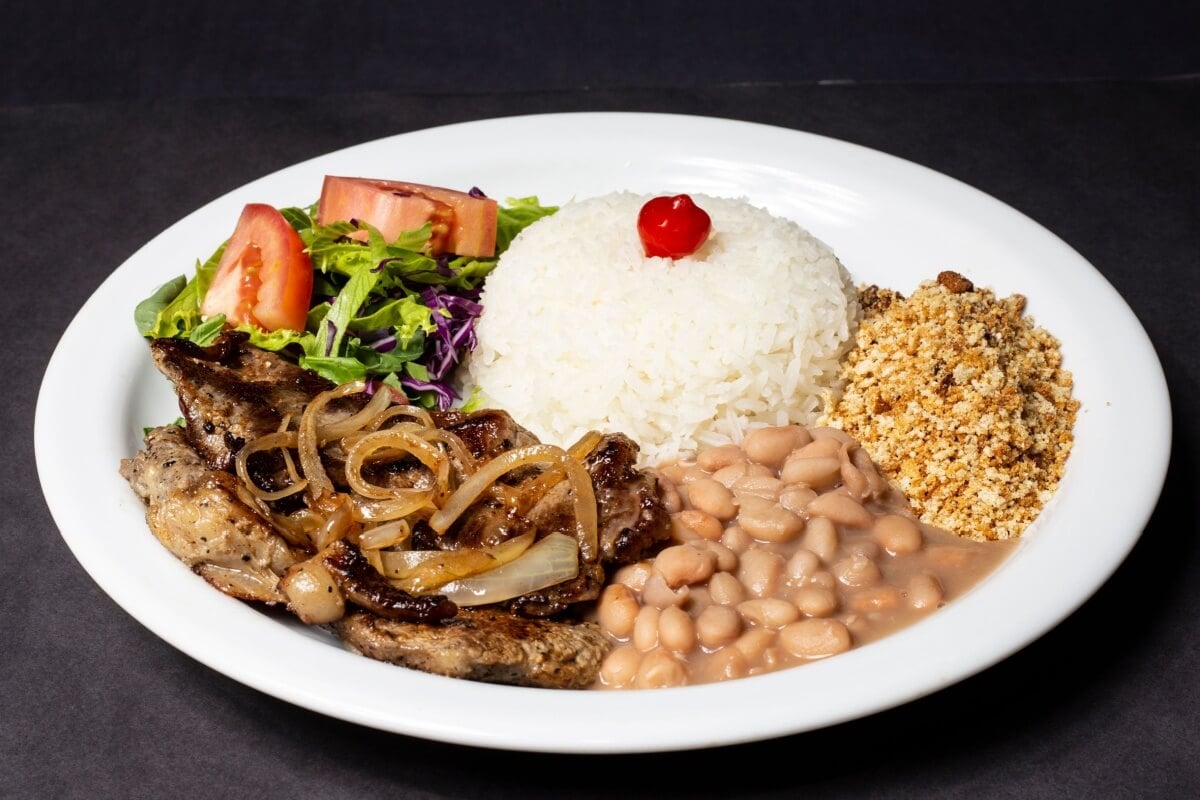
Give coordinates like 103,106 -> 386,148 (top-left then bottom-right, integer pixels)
200,204 -> 314,332
317,176 -> 499,257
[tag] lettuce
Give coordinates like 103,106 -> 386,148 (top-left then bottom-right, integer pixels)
133,194 -> 557,408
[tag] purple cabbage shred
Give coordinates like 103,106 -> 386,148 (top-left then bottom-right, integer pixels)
324,320 -> 338,356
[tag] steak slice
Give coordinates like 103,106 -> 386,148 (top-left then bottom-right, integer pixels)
120,425 -> 307,603
318,540 -> 457,623
505,433 -> 670,616
150,332 -> 337,471
587,433 -> 672,565
430,408 -> 541,462
333,609 -> 610,689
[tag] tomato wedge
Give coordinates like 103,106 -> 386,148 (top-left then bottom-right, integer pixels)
317,176 -> 499,257
200,204 -> 314,332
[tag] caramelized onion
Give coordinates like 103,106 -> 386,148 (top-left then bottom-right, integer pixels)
344,426 -> 446,500
358,519 -> 412,551
438,533 -> 579,606
364,404 -> 434,431
568,430 -> 603,462
234,431 -> 308,501
316,385 -> 393,443
234,379 -> 603,612
379,531 -> 536,594
351,489 -> 436,522
313,493 -> 355,551
299,382 -> 368,498
429,445 -> 599,562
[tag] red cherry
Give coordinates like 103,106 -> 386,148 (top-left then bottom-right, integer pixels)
637,194 -> 712,259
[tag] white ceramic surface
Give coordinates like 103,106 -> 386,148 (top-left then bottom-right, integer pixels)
35,112 -> 1171,754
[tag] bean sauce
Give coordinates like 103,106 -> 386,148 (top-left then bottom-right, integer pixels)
592,425 -> 1013,689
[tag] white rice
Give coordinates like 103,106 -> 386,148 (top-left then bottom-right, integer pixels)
463,192 -> 859,465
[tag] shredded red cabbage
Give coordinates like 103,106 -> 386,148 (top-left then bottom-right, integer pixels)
413,286 -> 483,408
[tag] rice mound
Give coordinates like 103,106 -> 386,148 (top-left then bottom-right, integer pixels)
463,192 -> 859,465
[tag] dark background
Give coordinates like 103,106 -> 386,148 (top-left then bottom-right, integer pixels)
4,0 -> 1198,104
4,2 -> 1199,798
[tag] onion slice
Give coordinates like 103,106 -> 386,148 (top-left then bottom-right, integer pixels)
428,444 -> 598,562
316,385 -> 393,443
234,431 -> 308,501
567,430 -> 602,462
299,382 -> 368,498
344,427 -> 446,500
379,531 -> 536,594
357,519 -> 412,551
437,533 -> 579,607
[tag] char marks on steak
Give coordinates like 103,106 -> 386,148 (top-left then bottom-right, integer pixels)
334,609 -> 609,690
120,425 -> 306,603
150,332 -> 340,471
587,433 -> 673,565
319,540 -> 458,623
430,408 -> 542,462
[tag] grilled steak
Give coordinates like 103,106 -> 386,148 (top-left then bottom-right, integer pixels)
120,425 -> 306,603
430,408 -> 541,462
507,432 -> 670,616
586,433 -> 672,565
131,336 -> 671,687
334,609 -> 609,689
318,540 -> 457,623
150,332 -> 339,471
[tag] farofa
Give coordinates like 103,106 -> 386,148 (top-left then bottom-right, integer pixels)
821,271 -> 1078,541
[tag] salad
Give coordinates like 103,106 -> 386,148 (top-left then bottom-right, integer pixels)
134,177 -> 556,409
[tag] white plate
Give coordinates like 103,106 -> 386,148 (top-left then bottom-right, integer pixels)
35,112 -> 1171,754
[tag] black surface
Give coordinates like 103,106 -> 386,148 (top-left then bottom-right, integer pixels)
3,1 -> 1199,105
4,79 -> 1198,798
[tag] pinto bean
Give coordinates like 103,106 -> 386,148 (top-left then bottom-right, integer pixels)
806,492 -> 873,528
875,514 -> 923,555
635,648 -> 688,689
786,549 -> 821,583
641,572 -> 690,608
597,583 -> 641,638
792,585 -> 839,617
612,561 -> 653,592
778,485 -> 818,514
780,619 -> 852,659
737,549 -> 786,598
599,646 -> 642,687
743,425 -> 812,468
654,544 -> 718,588
708,571 -> 746,605
696,444 -> 744,472
780,455 -> 842,488
633,605 -> 661,651
731,474 -> 785,502
791,437 -> 843,459
696,604 -> 743,648
658,605 -> 697,653
687,478 -> 737,521
803,516 -> 839,562
696,539 -> 739,572
738,598 -> 801,628
737,497 -> 804,543
672,509 -> 724,542
907,573 -> 945,609
832,553 -> 882,588
696,646 -> 750,683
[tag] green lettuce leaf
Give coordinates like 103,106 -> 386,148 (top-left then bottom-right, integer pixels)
135,243 -> 224,339
495,196 -> 558,253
